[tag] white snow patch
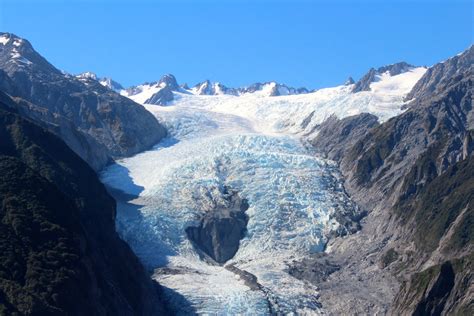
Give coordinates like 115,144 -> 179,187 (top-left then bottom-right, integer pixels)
0,36 -> 10,45
123,83 -> 165,104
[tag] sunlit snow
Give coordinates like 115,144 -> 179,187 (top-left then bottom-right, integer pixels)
0,36 -> 10,46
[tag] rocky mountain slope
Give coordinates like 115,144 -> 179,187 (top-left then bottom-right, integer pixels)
0,32 -> 166,171
0,93 -> 169,315
295,46 -> 473,315
352,62 -> 415,93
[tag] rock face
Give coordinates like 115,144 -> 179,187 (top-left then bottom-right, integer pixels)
294,46 -> 473,314
309,113 -> 379,162
0,32 -> 166,171
0,96 -> 169,315
186,188 -> 249,264
145,87 -> 174,105
390,157 -> 473,315
352,61 -> 414,93
406,45 -> 473,100
344,76 -> 355,85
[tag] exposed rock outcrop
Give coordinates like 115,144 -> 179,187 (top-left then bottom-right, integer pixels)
344,76 -> 355,85
186,188 -> 249,264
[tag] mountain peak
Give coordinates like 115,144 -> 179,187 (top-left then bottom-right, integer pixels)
193,80 -> 215,95
77,71 -> 98,80
344,76 -> 355,85
0,32 -> 28,48
0,32 -> 60,74
352,61 -> 416,93
376,61 -> 414,76
158,74 -> 179,90
99,77 -> 124,92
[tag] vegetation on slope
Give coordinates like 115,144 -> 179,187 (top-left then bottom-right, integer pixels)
0,97 -> 168,315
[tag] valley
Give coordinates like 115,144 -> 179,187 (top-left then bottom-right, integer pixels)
0,28 -> 471,315
100,68 -> 425,314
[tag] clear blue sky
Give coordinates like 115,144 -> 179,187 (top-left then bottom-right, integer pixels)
1,0 -> 472,89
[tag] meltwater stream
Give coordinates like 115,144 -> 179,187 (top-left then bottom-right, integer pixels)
101,106 -> 355,314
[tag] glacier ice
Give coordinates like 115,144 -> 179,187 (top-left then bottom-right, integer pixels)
101,69 -> 425,314
102,129 -> 352,314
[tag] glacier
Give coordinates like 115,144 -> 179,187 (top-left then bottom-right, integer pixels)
101,68 -> 425,314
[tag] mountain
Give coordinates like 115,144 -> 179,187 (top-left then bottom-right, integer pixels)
191,80 -> 309,97
0,30 -> 471,314
352,61 -> 415,93
406,45 -> 473,100
0,93 -> 169,315
75,72 -> 125,92
191,80 -> 238,96
292,46 -> 473,314
344,76 -> 355,85
123,75 -> 311,106
0,32 -> 166,171
99,77 -> 124,91
123,74 -> 180,105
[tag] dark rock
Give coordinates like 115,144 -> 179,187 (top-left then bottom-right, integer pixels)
158,74 -> 179,91
0,98 -> 169,315
225,264 -> 260,290
379,248 -> 399,269
145,86 -> 174,105
352,68 -> 377,92
344,76 -> 355,85
297,87 -> 310,94
377,62 -> 414,76
288,253 -> 340,284
186,189 -> 249,264
0,32 -> 166,171
300,111 -> 315,129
